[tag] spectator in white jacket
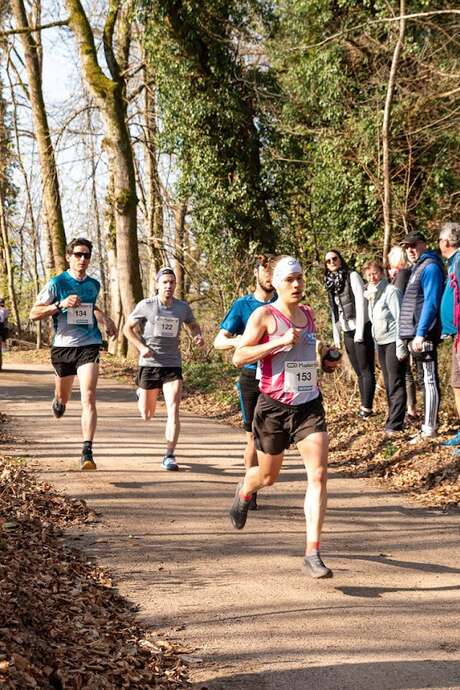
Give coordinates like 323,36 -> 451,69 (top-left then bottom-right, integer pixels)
364,260 -> 407,435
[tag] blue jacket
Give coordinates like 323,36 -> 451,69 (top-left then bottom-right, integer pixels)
416,251 -> 445,337
441,249 -> 460,336
399,250 -> 444,339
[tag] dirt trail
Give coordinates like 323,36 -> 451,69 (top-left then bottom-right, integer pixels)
1,362 -> 460,690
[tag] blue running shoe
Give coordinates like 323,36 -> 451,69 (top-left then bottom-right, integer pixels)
161,455 -> 179,471
441,431 -> 460,447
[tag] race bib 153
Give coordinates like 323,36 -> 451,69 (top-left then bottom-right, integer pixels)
284,361 -> 317,393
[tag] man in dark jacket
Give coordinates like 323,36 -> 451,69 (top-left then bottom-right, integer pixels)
399,231 -> 444,442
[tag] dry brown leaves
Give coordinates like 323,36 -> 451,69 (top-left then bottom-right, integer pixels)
323,372 -> 460,512
0,451 -> 190,689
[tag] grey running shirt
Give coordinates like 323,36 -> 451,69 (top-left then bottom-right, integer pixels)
129,296 -> 195,367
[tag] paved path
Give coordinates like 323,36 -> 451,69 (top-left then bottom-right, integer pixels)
1,362 -> 460,689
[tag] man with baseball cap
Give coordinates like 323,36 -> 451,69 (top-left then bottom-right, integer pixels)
399,231 -> 444,442
124,267 -> 204,470
213,256 -> 276,509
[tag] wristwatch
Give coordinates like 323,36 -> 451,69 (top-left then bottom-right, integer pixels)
54,301 -> 62,312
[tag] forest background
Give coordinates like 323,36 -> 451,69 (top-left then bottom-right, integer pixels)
0,0 -> 459,358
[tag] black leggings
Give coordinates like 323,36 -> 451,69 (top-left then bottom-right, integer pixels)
343,321 -> 376,410
378,342 -> 407,431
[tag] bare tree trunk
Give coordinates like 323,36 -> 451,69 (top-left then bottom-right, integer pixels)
143,63 -> 166,292
0,60 -> 21,333
86,107 -> 108,312
65,0 -> 143,333
0,193 -> 21,333
174,201 -> 187,300
10,0 -> 67,272
5,53 -> 41,343
105,174 -> 126,356
382,0 -> 406,262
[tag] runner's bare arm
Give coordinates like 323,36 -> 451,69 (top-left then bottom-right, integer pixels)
184,320 -> 205,347
123,319 -> 154,358
213,329 -> 241,351
232,309 -> 298,367
29,294 -> 81,321
94,307 -> 118,338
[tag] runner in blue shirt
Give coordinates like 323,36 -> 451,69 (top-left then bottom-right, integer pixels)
213,256 -> 275,509
30,237 -> 117,471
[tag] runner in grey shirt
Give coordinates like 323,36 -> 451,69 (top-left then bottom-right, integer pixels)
124,267 -> 204,471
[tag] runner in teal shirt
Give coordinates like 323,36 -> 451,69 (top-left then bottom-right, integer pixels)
30,238 -> 117,471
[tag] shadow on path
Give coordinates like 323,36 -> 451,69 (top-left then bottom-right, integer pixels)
199,659 -> 460,690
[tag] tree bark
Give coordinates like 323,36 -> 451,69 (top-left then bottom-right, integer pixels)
143,63 -> 166,293
105,173 -> 126,356
0,193 -> 21,334
65,0 -> 143,327
174,201 -> 187,300
10,0 -> 67,273
6,52 -> 41,344
382,0 -> 406,262
86,107 -> 108,312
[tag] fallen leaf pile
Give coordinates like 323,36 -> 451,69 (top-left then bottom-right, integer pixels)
323,371 -> 460,512
0,452 -> 190,689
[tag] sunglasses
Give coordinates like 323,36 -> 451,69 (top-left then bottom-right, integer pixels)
326,256 -> 339,264
72,252 -> 91,259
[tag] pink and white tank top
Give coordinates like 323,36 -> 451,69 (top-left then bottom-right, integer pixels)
258,305 -> 319,406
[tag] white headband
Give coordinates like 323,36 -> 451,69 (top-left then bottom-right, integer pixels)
272,257 -> 303,289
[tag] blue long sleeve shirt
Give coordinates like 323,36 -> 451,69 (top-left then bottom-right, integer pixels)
440,249 -> 460,336
416,251 -> 445,337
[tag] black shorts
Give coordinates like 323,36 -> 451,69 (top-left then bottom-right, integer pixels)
0,323 -> 9,342
253,393 -> 327,455
51,345 -> 101,378
236,368 -> 260,432
136,366 -> 183,390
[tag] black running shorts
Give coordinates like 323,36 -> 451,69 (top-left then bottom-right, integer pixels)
51,345 -> 101,378
236,368 -> 260,432
252,392 -> 327,455
136,366 -> 183,390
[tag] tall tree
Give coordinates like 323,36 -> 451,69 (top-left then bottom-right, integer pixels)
143,62 -> 166,289
141,0 -> 277,295
10,0 -> 67,273
65,0 -> 143,331
382,0 -> 406,261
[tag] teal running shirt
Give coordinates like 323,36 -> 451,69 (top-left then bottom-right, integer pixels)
37,270 -> 102,347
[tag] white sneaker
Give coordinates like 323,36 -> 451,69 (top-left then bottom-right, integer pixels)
409,430 -> 437,445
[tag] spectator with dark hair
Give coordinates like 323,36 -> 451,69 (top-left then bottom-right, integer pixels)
387,245 -> 418,423
439,222 -> 460,452
324,250 -> 375,418
399,231 -> 444,443
363,260 -> 406,435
